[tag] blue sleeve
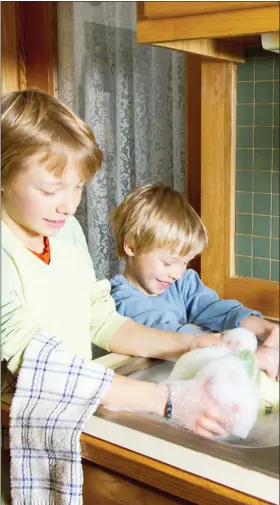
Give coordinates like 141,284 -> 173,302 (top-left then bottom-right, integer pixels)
113,292 -> 186,333
180,270 -> 262,332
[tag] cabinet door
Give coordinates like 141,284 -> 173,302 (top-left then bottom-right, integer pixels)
200,61 -> 279,320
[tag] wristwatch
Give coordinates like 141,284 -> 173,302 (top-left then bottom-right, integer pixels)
164,384 -> 173,420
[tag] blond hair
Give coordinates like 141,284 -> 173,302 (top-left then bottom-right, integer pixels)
1,89 -> 103,187
111,184 -> 207,259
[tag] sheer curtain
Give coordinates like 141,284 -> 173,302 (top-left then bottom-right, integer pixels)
57,1 -> 186,279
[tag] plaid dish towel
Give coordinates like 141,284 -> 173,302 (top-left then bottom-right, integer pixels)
9,333 -> 114,505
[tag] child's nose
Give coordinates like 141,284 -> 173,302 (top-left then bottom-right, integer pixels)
57,195 -> 76,216
169,264 -> 185,280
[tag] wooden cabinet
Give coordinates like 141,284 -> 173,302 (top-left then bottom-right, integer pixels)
137,2 -> 280,319
137,2 -> 279,48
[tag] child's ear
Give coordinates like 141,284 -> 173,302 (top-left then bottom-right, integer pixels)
123,240 -> 135,257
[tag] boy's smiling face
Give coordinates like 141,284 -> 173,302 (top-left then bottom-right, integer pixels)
1,157 -> 85,248
124,245 -> 194,296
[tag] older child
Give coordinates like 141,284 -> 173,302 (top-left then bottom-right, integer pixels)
110,184 -> 279,379
1,89 -> 231,441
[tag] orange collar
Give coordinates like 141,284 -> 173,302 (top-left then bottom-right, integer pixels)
28,237 -> 50,264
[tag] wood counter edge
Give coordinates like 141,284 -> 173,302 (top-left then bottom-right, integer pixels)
80,430 -> 274,505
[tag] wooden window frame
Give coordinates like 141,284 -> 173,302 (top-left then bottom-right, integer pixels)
199,60 -> 279,320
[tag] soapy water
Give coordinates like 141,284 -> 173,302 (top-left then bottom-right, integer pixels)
130,360 -> 279,448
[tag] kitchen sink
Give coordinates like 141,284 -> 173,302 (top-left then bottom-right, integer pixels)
95,357 -> 280,479
127,358 -> 280,448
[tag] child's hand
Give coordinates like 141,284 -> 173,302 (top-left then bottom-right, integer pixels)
190,332 -> 224,351
168,378 -> 230,438
264,324 -> 279,349
255,345 -> 279,380
258,324 -> 279,380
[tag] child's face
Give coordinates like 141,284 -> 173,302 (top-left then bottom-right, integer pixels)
125,247 -> 193,296
2,161 -> 85,239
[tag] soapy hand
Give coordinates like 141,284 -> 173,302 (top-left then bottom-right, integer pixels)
221,328 -> 258,353
257,324 -> 279,380
189,332 -> 224,351
264,324 -> 279,349
168,378 -> 231,439
255,345 -> 279,380
167,353 -> 259,439
239,317 -> 279,379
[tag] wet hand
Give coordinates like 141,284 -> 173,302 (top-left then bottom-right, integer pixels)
168,378 -> 230,439
190,332 -> 224,351
255,345 -> 279,381
264,324 -> 279,349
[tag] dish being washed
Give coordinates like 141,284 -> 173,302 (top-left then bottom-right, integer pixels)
166,328 -> 279,447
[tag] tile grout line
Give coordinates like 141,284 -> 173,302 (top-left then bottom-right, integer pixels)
269,59 -> 275,280
251,59 -> 256,278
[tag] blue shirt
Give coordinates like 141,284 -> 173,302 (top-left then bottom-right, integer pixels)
110,269 -> 262,333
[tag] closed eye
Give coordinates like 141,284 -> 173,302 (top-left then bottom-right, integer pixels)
40,190 -> 56,196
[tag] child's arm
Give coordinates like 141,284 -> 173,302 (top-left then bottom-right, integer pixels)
88,276 -> 222,360
181,270 -> 279,378
2,260 -> 42,375
240,315 -> 279,346
108,318 -> 222,360
181,270 -> 262,331
101,374 -> 228,439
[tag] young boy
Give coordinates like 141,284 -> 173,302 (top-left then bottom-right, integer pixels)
110,184 -> 279,379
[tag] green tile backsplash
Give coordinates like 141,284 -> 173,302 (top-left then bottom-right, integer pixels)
235,56 -> 280,282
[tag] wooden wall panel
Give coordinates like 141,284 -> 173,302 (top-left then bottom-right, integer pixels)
1,2 -> 57,97
20,2 -> 57,95
1,2 -> 26,94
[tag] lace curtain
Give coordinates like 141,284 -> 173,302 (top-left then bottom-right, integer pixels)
57,1 -> 186,280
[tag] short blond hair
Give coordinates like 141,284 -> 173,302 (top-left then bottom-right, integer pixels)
1,89 -> 103,187
111,184 -> 207,259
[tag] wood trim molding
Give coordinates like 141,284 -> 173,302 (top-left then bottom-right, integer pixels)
201,61 -> 237,297
137,6 -> 279,44
200,60 -> 278,318
224,277 -> 279,320
80,432 -> 273,505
